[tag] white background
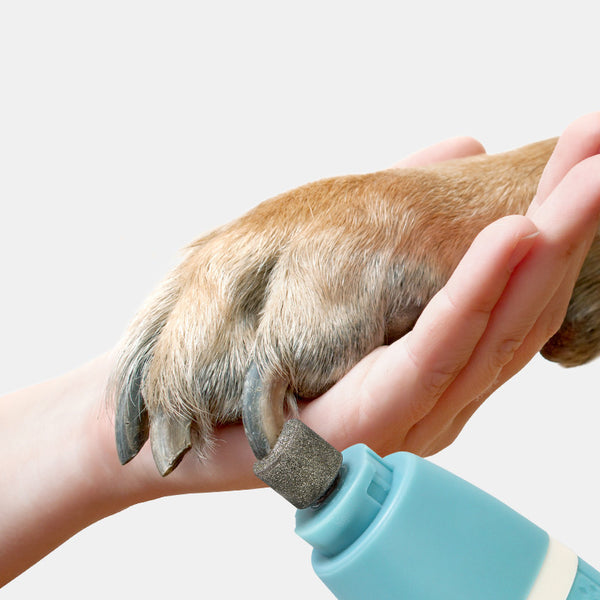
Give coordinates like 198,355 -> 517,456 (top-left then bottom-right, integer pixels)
1,2 -> 599,598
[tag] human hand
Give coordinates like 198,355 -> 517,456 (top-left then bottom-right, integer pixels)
300,113 -> 600,458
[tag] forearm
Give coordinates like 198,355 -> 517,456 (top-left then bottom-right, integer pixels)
0,355 -> 140,584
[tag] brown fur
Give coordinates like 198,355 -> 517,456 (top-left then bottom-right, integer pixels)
109,137 -> 600,473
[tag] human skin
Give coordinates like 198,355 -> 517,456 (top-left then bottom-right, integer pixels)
1,113 -> 600,586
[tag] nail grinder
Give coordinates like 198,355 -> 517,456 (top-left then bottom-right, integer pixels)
252,418 -> 600,599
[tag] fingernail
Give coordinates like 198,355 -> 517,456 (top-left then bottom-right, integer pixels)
508,230 -> 540,270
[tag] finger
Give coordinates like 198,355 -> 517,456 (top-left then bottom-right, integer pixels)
393,216 -> 537,421
482,155 -> 600,372
305,215 -> 537,454
391,136 -> 486,169
529,112 -> 600,213
492,240 -> 591,388
412,154 -> 600,442
433,225 -> 593,435
423,393 -> 488,457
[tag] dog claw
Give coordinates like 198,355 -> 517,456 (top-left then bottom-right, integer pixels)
150,407 -> 193,476
241,362 -> 288,459
115,388 -> 149,465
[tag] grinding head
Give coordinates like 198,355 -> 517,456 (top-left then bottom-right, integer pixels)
253,419 -> 343,509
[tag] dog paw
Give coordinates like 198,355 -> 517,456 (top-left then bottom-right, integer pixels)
110,171 -> 451,473
541,240 -> 600,367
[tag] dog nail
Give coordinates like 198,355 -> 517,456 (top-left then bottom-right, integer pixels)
241,362 -> 288,459
115,389 -> 149,465
150,407 -> 192,476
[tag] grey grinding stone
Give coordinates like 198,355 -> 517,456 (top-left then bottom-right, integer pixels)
253,419 -> 343,509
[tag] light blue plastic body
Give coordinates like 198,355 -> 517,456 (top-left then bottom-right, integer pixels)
295,444 -> 600,599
